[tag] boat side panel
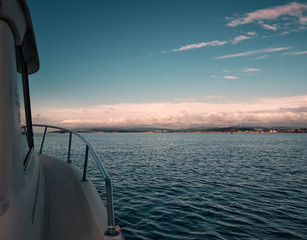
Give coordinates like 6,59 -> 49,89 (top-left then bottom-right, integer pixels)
0,17 -> 25,195
0,19 -> 45,240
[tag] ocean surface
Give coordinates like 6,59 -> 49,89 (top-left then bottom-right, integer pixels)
34,132 -> 307,240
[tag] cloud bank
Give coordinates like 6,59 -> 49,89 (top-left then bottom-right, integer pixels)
32,95 -> 307,129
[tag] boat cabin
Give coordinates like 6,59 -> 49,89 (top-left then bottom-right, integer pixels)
0,1 -> 123,239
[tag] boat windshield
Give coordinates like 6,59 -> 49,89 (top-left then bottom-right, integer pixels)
17,71 -> 31,162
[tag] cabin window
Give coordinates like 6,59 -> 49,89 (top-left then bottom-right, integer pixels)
17,72 -> 31,162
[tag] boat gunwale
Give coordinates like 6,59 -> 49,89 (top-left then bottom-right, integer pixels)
27,124 -> 117,236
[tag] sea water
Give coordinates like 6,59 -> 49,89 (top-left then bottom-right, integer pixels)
34,132 -> 307,240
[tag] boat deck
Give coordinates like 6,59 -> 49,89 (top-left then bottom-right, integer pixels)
40,155 -> 108,240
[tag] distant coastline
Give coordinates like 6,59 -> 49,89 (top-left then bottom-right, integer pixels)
65,126 -> 307,134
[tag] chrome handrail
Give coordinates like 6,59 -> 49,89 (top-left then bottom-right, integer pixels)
32,124 -> 116,236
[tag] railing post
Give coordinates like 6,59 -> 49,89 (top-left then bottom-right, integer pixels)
39,127 -> 47,154
67,132 -> 72,163
33,124 -> 119,236
82,145 -> 89,181
105,177 -> 116,235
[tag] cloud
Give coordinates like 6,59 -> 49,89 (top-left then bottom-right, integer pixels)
162,31 -> 257,54
279,106 -> 307,113
243,68 -> 261,72
227,2 -> 307,27
232,35 -> 251,44
260,23 -> 278,31
215,46 -> 292,59
162,40 -> 227,53
222,68 -> 261,74
231,31 -> 258,44
256,55 -> 269,60
223,76 -> 239,79
300,16 -> 307,24
32,96 -> 307,128
285,50 -> 307,55
247,31 -> 257,36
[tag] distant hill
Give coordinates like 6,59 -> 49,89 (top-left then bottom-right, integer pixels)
73,126 -> 307,133
75,127 -> 171,133
197,126 -> 255,133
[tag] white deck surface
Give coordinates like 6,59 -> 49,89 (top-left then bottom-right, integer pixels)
41,155 -> 93,240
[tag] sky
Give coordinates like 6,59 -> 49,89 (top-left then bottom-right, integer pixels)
26,0 -> 307,128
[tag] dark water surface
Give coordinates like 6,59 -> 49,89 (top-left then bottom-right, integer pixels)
34,132 -> 307,239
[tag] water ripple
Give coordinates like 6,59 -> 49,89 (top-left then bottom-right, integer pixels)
35,133 -> 307,240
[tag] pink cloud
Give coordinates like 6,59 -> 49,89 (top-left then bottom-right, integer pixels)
223,76 -> 239,79
232,35 -> 251,44
261,23 -> 278,31
227,2 -> 307,27
299,16 -> 307,24
164,40 -> 227,53
32,96 -> 307,128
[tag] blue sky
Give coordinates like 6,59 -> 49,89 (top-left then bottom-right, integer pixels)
27,0 -> 307,128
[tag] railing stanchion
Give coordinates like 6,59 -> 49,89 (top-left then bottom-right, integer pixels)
67,132 -> 72,163
82,145 -> 89,181
105,177 -> 115,235
32,124 -> 117,235
39,126 -> 47,154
